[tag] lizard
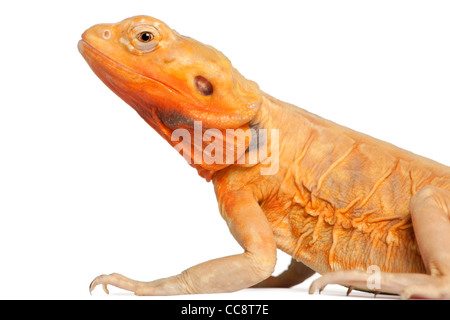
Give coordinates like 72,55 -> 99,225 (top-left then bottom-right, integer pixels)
79,15 -> 450,299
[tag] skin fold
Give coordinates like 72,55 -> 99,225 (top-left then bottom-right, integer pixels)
80,16 -> 450,299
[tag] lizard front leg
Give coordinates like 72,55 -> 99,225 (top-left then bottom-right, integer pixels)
89,188 -> 277,295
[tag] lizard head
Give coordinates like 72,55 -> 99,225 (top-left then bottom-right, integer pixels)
79,15 -> 261,180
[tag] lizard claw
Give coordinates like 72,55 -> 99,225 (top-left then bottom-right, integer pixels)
309,271 -> 362,296
89,273 -> 143,295
89,274 -> 113,295
90,275 -> 107,295
89,279 -> 95,295
308,278 -> 327,295
346,286 -> 354,296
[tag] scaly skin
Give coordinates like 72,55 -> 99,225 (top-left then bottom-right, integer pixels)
216,93 -> 450,275
80,16 -> 450,298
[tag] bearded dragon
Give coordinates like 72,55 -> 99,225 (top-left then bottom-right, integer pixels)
79,16 -> 450,299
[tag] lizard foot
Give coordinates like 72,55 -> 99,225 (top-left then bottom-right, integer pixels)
89,272 -> 192,296
308,270 -> 376,296
308,270 -> 450,299
89,273 -> 140,295
400,276 -> 450,299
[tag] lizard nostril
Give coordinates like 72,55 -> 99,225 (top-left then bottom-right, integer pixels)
194,76 -> 213,96
103,30 -> 111,40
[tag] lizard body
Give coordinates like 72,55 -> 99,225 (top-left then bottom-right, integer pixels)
80,16 -> 450,298
216,94 -> 450,276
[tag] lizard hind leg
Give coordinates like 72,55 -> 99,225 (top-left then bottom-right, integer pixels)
309,185 -> 450,299
403,185 -> 450,298
252,258 -> 315,288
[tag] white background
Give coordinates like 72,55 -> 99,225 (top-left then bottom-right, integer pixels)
0,0 -> 449,300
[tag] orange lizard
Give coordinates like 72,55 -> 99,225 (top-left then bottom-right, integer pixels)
79,16 -> 450,299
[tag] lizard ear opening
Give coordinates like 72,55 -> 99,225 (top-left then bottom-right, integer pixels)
182,67 -> 261,130
194,76 -> 213,96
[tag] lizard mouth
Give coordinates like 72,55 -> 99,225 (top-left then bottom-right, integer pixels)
78,39 -> 182,96
78,38 -> 190,145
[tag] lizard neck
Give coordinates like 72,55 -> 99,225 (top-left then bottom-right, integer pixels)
252,92 -> 315,134
250,92 -> 316,165
210,92 -> 317,181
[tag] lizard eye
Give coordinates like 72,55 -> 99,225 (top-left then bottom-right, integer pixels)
137,31 -> 154,43
129,25 -> 161,53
